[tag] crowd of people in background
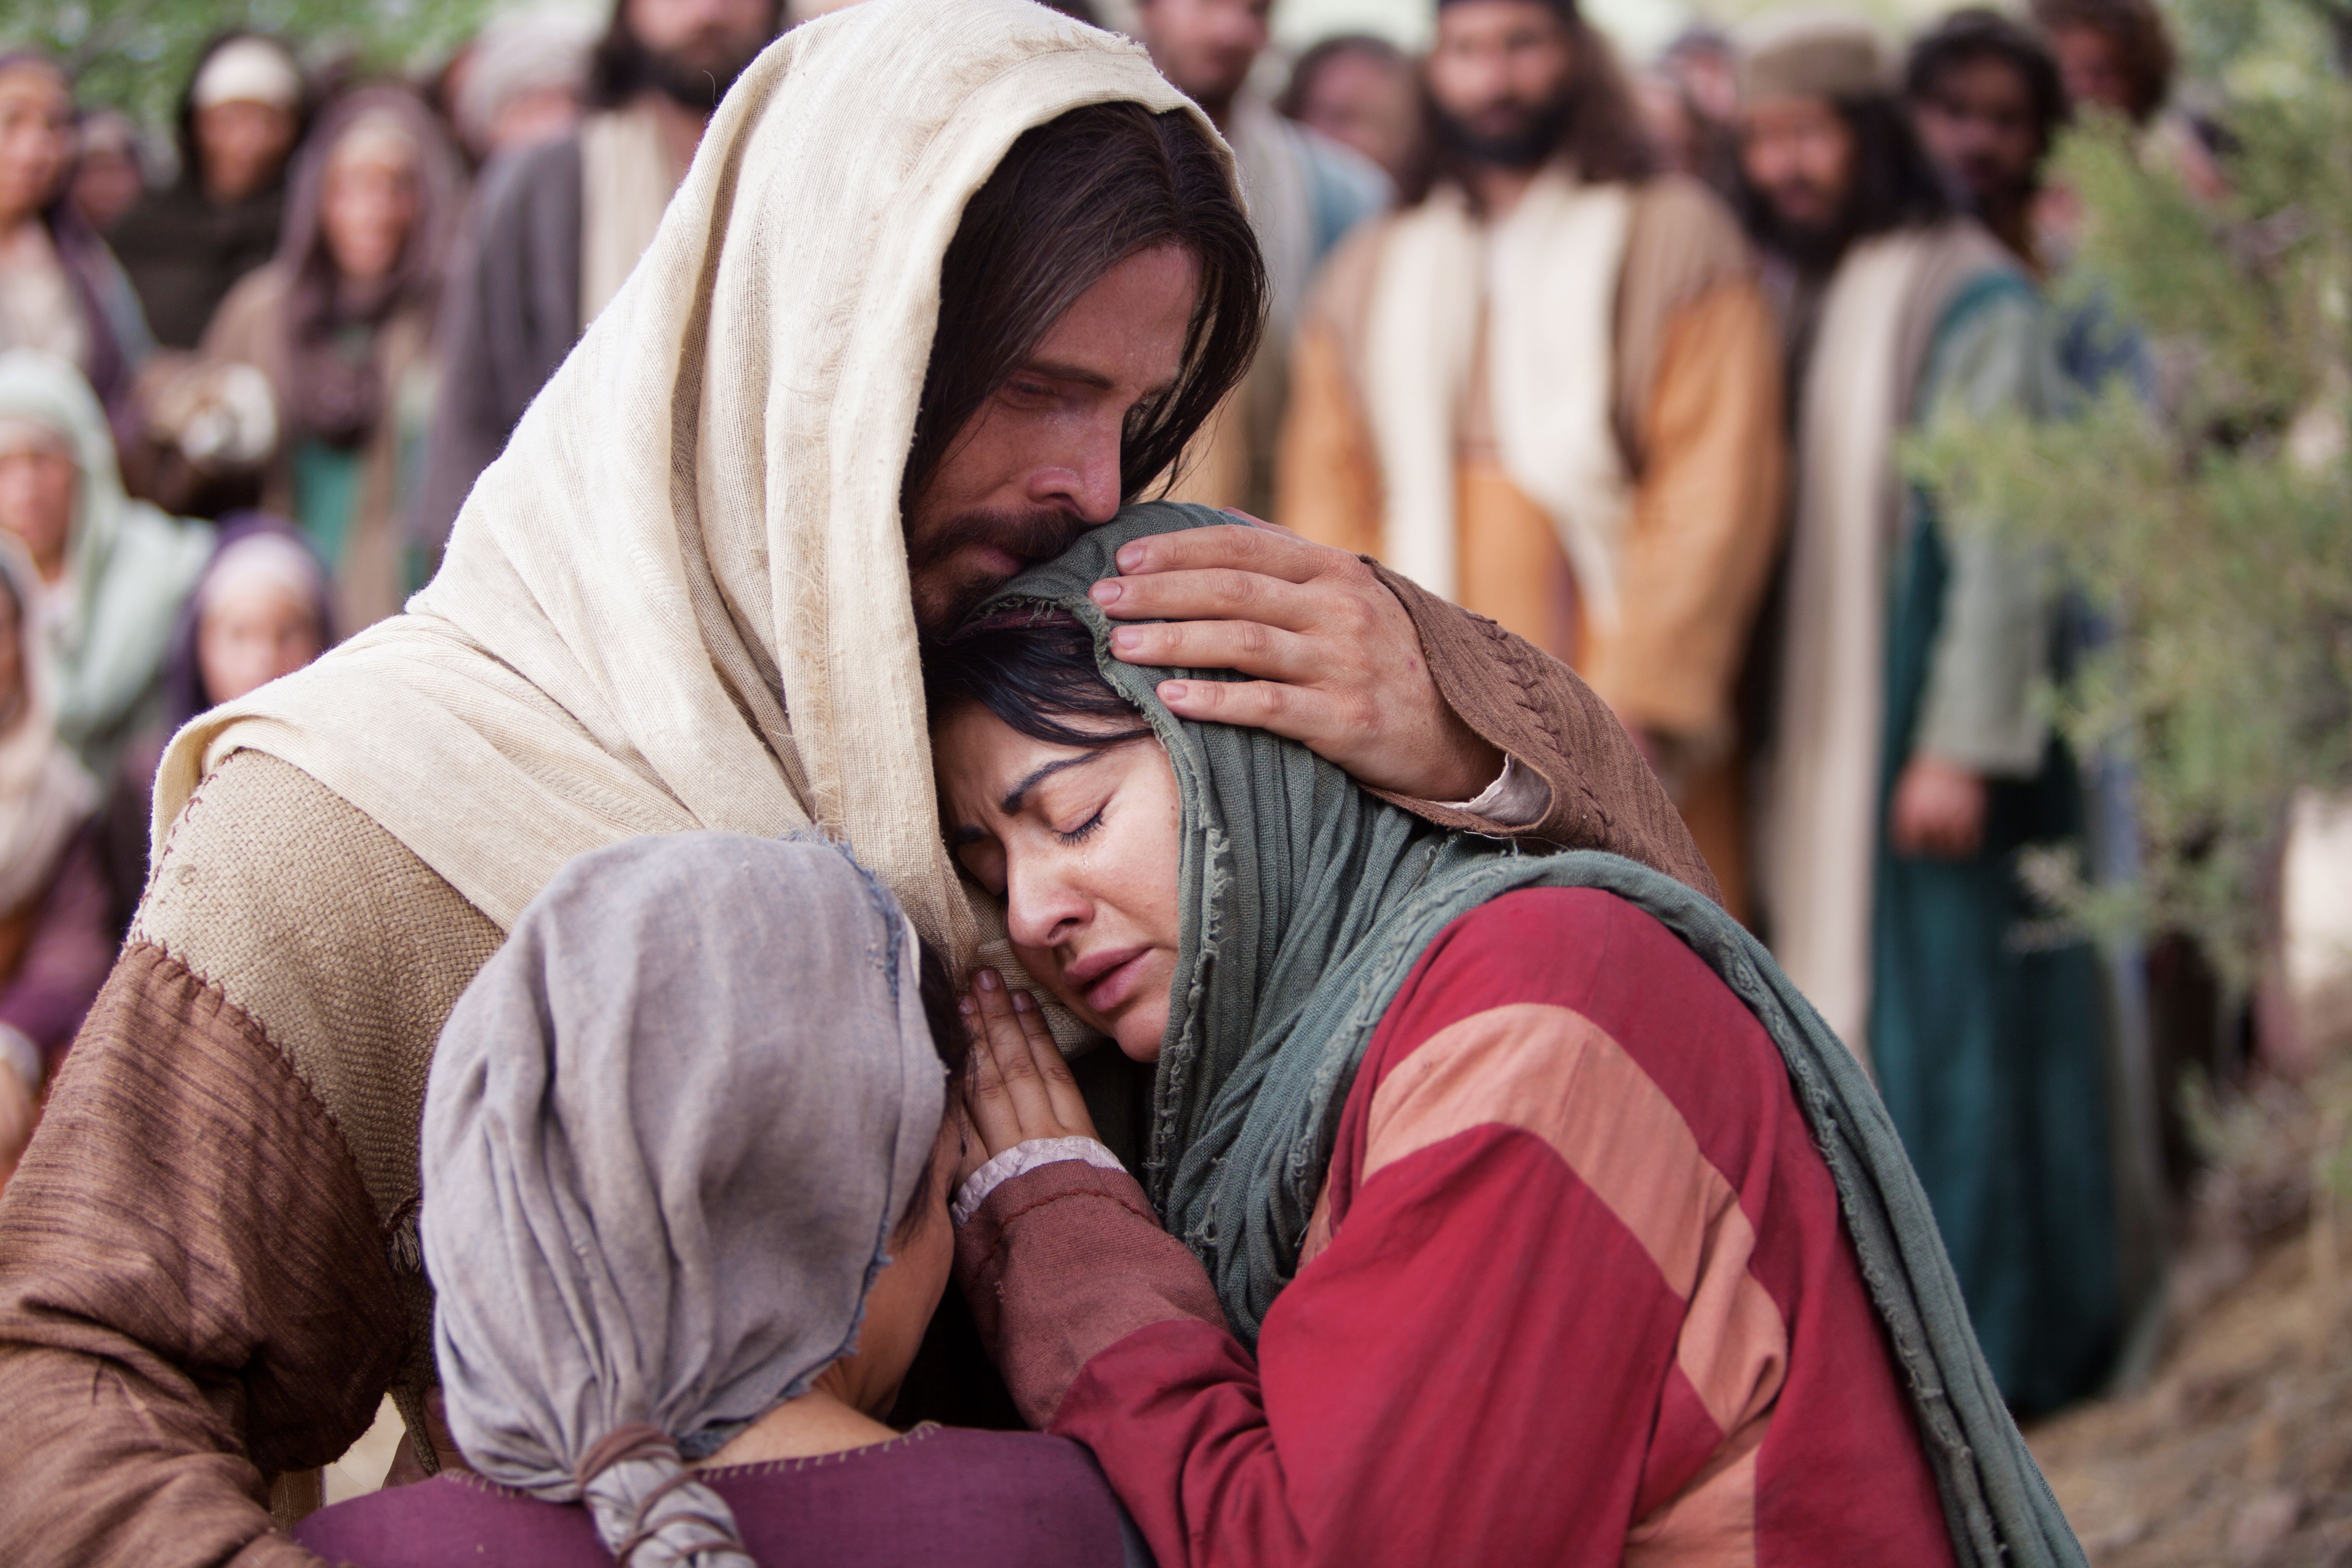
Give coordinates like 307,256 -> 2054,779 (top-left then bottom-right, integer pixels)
0,0 -> 2217,1432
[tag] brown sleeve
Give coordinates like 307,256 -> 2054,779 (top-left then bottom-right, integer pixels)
954,1160 -> 1227,1429
1584,281 -> 1787,741
1273,321 -> 1385,553
1362,565 -> 1725,903
0,941 -> 405,1568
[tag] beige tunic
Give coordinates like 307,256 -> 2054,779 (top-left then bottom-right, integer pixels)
1279,175 -> 1786,913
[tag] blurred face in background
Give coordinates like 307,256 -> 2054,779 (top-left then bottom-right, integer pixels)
1136,0 -> 1271,122
1911,53 -> 2043,216
1426,0 -> 1576,167
1740,93 -> 1857,236
195,99 -> 300,205
197,573 -> 323,706
2046,23 -> 2131,118
0,63 -> 74,230
1291,44 -> 1419,182
0,430 -> 76,581
320,127 -> 420,286
72,114 -> 144,231
625,0 -> 777,106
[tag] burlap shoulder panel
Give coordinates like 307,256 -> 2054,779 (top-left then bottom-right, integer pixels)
134,749 -> 505,1259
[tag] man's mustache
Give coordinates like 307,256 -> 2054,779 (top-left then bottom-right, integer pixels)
907,505 -> 1095,577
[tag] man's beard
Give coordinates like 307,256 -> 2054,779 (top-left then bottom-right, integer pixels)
906,504 -> 1097,638
1748,183 -> 1855,276
1430,92 -> 1571,171
637,31 -> 766,111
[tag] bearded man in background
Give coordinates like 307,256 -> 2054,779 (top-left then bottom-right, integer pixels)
1278,0 -> 1785,911
416,0 -> 782,552
1737,11 -> 2121,1413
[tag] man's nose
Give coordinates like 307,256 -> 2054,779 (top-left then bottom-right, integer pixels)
1030,420 -> 1126,523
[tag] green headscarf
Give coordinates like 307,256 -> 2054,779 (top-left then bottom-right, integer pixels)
975,502 -> 2084,1568
0,350 -> 214,776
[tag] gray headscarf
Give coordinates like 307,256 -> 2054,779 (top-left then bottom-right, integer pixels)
422,832 -> 946,1567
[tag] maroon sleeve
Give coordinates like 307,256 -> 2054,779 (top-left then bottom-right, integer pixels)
0,826 -> 119,1072
1045,1128 -> 1677,1568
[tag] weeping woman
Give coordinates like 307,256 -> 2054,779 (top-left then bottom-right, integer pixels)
923,504 -> 2087,1568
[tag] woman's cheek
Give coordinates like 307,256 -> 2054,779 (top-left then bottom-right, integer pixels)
1011,940 -> 1110,1035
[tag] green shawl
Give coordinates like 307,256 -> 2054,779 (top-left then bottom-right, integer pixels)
978,502 -> 2084,1568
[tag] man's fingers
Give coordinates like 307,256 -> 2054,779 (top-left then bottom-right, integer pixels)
1155,676 -> 1338,745
1089,564 -> 1331,633
1107,617 -> 1318,681
1107,521 -> 1321,583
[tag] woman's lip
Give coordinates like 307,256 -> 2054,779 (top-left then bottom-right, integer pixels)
1076,948 -> 1152,1014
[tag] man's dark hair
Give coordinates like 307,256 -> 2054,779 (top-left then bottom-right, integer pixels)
922,609 -> 1152,751
1277,33 -> 1407,121
2029,0 -> 2175,125
1403,4 -> 1655,206
587,0 -> 784,111
903,101 -> 1267,515
1734,93 -> 1953,270
1906,7 -> 2070,159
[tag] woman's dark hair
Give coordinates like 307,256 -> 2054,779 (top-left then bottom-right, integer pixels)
903,101 -> 1267,515
1734,93 -> 1953,267
2028,0 -> 2174,125
922,608 -> 1152,753
1906,8 -> 2070,160
1401,7 -> 1656,206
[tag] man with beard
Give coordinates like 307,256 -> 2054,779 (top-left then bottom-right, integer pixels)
414,0 -> 781,553
1277,0 -> 1786,911
1134,0 -> 1390,520
1905,9 -> 2068,270
0,5 -> 1718,1563
1738,12 -> 2121,1413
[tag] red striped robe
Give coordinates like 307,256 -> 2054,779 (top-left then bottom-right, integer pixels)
957,887 -> 1960,1566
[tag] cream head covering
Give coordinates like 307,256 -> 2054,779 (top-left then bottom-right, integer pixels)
154,0 -> 1226,965
424,833 -> 944,1568
191,36 -> 304,112
1739,10 -> 1895,103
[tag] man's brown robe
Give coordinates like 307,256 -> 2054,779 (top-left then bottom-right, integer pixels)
1279,174 -> 1785,914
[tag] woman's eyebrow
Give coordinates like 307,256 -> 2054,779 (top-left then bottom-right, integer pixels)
1001,753 -> 1099,816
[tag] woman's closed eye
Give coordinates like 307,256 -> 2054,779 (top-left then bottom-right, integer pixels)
1055,804 -> 1107,846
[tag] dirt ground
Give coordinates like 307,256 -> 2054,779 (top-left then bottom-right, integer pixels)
2030,1067 -> 2352,1567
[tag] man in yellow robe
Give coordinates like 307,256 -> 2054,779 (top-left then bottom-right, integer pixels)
1277,0 -> 1785,909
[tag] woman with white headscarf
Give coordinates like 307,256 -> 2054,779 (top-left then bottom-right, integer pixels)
294,833 -> 1145,1567
0,349 -> 213,778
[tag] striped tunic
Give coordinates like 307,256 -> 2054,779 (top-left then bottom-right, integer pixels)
956,887 -> 1958,1566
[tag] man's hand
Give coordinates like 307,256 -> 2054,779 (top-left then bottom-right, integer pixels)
1087,521 -> 1503,801
958,969 -> 1099,1167
1888,755 -> 1989,860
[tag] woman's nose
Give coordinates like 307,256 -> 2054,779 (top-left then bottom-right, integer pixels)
1004,856 -> 1089,950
